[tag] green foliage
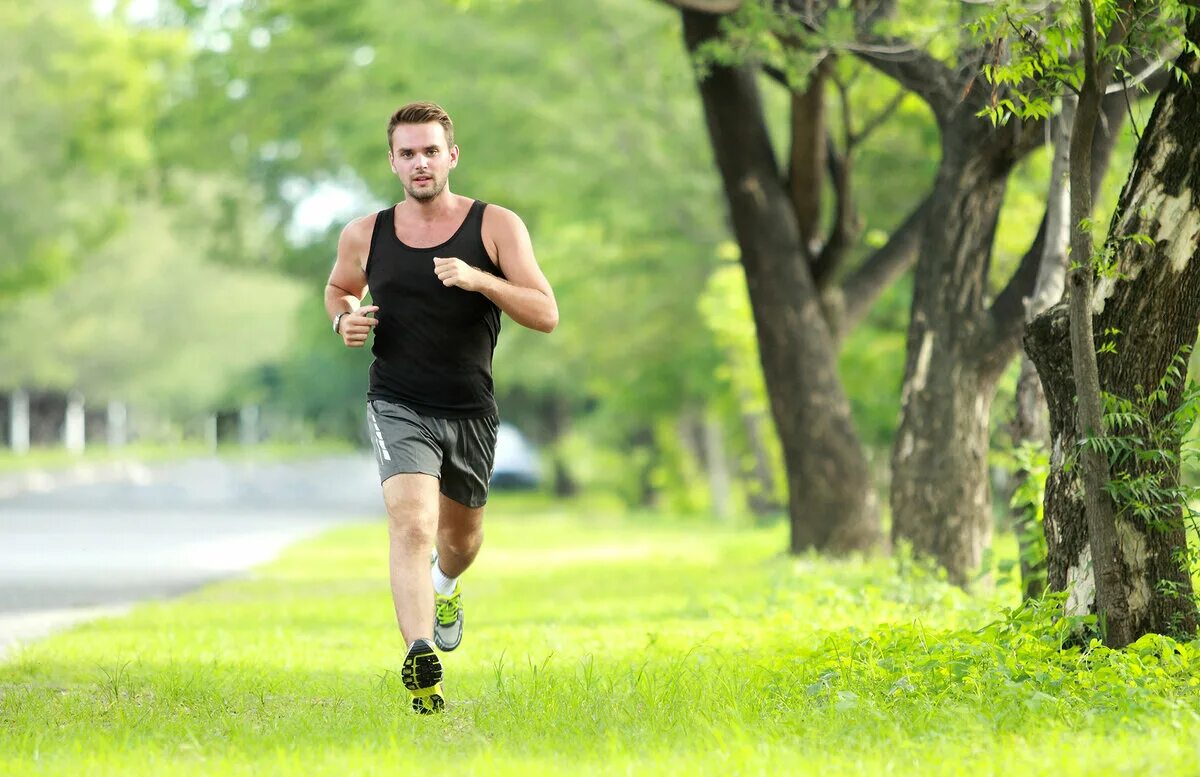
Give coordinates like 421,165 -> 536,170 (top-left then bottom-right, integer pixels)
1063,348 -> 1200,599
690,0 -> 979,85
1094,350 -> 1200,539
0,191 -> 303,411
996,441 -> 1051,592
970,0 -> 1197,126
690,0 -> 824,89
0,2 -> 184,301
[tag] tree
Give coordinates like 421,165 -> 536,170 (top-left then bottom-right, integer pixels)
1025,10 -> 1200,645
0,187 -> 303,414
664,0 -> 1131,571
665,0 -> 951,552
0,2 -> 181,301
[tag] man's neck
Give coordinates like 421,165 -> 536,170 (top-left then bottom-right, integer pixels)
401,189 -> 459,222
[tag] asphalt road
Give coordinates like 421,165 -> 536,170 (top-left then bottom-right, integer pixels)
0,454 -> 382,656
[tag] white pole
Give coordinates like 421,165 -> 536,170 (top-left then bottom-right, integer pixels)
205,414 -> 218,453
10,389 -> 30,455
65,391 -> 86,455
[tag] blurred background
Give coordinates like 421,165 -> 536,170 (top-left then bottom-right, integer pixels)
0,0 -> 1182,522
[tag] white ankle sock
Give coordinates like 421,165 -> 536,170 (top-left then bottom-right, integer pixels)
431,553 -> 458,596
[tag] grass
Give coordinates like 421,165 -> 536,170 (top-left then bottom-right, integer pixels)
2,495 -> 1199,775
0,440 -> 357,474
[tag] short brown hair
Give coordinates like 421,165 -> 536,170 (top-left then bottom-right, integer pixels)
387,102 -> 454,150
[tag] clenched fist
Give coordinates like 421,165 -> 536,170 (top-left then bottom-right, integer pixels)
433,256 -> 485,292
339,305 -> 379,348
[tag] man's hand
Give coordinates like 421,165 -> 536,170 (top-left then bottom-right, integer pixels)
339,305 -> 379,348
433,257 -> 487,292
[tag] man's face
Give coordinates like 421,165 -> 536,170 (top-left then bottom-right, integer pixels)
388,122 -> 458,202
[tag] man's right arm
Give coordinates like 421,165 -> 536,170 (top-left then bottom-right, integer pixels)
325,215 -> 379,348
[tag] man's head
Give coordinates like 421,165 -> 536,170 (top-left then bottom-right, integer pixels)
387,102 -> 458,202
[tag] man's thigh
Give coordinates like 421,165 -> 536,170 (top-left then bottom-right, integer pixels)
382,472 -> 441,524
438,492 -> 485,534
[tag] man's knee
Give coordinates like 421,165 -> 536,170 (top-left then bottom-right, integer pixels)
440,526 -> 483,558
385,491 -> 437,545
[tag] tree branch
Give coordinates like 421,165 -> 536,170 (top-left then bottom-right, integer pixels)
825,41 -> 959,120
790,61 -> 829,254
810,137 -> 854,289
838,191 -> 933,333
764,0 -> 959,120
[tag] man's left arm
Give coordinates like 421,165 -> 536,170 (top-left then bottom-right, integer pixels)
433,207 -> 558,333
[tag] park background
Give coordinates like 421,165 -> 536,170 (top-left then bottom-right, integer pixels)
3,0 -> 1200,774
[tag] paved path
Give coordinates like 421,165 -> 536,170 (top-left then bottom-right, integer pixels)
0,455 -> 381,657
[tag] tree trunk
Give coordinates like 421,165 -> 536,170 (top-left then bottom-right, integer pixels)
740,403 -> 782,516
889,86 -> 1125,587
1025,23 -> 1200,640
1062,1 -> 1134,647
1011,95 -> 1075,600
547,395 -> 579,498
889,125 -> 1018,585
682,10 -> 879,552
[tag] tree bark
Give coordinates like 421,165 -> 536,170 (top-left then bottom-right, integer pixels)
1011,95 -> 1076,600
1026,18 -> 1200,641
790,63 -> 828,254
683,10 -> 879,552
889,110 -> 1029,584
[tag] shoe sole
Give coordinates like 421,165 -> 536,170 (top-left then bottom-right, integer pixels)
402,641 -> 445,714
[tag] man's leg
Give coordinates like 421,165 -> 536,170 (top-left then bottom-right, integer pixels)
436,494 -> 485,577
431,413 -> 496,652
382,472 -> 441,644
383,472 -> 446,713
429,495 -> 483,652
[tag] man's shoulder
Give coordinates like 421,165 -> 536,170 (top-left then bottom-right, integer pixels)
341,209 -> 387,241
480,201 -> 524,233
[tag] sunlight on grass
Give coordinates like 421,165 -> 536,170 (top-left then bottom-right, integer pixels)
2,497 -> 1198,775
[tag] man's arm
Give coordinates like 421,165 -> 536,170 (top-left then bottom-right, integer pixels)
433,206 -> 558,333
325,215 -> 379,348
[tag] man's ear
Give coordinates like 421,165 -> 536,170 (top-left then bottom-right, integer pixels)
449,144 -> 460,169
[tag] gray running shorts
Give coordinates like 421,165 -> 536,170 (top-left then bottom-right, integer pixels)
366,399 -> 499,508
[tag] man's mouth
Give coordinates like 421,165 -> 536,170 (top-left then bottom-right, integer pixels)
413,175 -> 433,184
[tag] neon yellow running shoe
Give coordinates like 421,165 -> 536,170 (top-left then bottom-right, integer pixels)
433,581 -> 463,652
402,638 -> 444,714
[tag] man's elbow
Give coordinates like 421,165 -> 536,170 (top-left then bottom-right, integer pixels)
535,308 -> 558,334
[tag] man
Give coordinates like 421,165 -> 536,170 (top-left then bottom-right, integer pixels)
324,102 -> 558,714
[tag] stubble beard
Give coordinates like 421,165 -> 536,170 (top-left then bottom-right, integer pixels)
406,176 -> 446,202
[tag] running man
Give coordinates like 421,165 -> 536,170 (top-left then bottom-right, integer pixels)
324,102 -> 558,714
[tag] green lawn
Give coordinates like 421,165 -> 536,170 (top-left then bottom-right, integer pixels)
3,497 -> 1198,775
0,441 -> 357,474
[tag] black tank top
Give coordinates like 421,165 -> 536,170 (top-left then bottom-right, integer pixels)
365,200 -> 503,418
